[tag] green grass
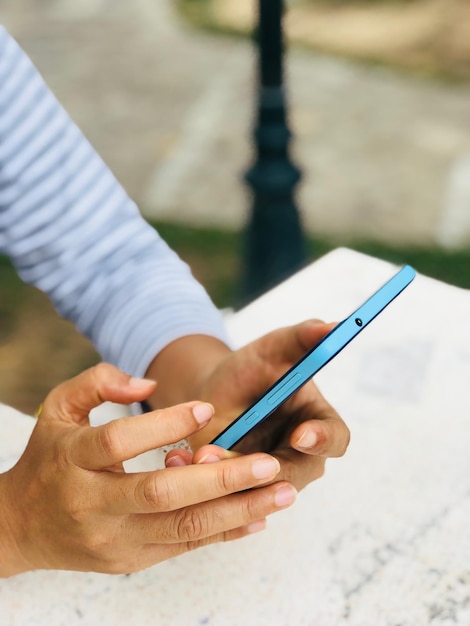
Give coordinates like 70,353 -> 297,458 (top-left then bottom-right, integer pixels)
151,220 -> 470,307
0,255 -> 30,340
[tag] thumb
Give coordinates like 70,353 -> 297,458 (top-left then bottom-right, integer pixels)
255,319 -> 337,366
41,363 -> 156,425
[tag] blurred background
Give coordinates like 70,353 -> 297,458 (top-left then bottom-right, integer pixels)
1,0 -> 469,413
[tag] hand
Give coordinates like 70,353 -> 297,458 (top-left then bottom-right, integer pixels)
165,321 -> 350,491
0,364 -> 297,577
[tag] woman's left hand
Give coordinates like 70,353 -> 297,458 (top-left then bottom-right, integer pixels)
165,320 -> 350,491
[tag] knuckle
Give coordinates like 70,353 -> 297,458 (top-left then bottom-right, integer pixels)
89,363 -> 118,398
215,463 -> 237,494
75,529 -> 132,575
140,474 -> 172,511
80,531 -> 122,569
91,362 -> 115,381
99,421 -> 125,460
325,422 -> 351,458
65,497 -> 89,524
316,421 -> 351,458
37,455 -> 87,521
175,508 -> 208,541
239,492 -> 262,522
82,529 -> 107,554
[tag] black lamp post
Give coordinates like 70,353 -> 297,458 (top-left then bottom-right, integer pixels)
241,0 -> 306,303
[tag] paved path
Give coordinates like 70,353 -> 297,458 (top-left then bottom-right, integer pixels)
4,0 -> 470,246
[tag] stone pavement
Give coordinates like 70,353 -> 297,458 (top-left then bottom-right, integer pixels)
3,0 -> 470,247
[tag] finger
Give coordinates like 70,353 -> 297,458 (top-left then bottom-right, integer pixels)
176,518 -> 267,550
165,448 -> 194,467
42,363 -> 156,425
100,452 -> 282,515
190,444 -> 240,465
165,444 -> 237,468
255,320 -> 336,366
124,519 -> 268,573
289,385 -> 350,458
273,448 -> 327,491
290,418 -> 350,458
71,402 -> 214,469
127,480 -> 297,544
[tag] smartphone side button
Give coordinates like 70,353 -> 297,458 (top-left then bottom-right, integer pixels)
245,411 -> 260,425
267,372 -> 302,405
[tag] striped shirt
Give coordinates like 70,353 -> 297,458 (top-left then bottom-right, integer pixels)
0,27 -> 227,378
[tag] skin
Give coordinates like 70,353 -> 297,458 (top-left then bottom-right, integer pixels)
146,320 -> 350,490
0,364 -> 297,577
0,320 -> 350,577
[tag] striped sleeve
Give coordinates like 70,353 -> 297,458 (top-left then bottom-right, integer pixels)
0,27 -> 229,378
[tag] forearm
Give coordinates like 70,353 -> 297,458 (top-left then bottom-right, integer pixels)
0,27 -> 229,379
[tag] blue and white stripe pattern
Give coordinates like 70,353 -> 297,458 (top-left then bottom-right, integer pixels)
0,27 -> 227,377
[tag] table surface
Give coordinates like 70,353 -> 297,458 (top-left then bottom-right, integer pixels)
1,248 -> 469,626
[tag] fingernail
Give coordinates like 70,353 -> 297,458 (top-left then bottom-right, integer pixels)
197,453 -> 221,464
295,429 -> 317,450
165,455 -> 187,468
247,519 -> 267,534
252,457 -> 280,480
192,403 -> 214,425
274,485 -> 297,508
129,376 -> 156,390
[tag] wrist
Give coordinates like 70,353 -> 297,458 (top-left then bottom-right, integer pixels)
0,472 -> 31,578
145,335 -> 232,409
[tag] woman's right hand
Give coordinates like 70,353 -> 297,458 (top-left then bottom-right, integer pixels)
0,363 -> 296,577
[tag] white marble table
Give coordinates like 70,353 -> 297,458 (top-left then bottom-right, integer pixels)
1,248 -> 469,625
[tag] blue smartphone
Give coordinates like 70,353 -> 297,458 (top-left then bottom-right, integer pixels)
211,265 -> 416,450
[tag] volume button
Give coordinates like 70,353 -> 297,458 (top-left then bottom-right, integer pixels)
245,411 -> 259,425
267,372 -> 302,405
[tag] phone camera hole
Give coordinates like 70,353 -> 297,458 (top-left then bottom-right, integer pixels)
355,318 -> 363,327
